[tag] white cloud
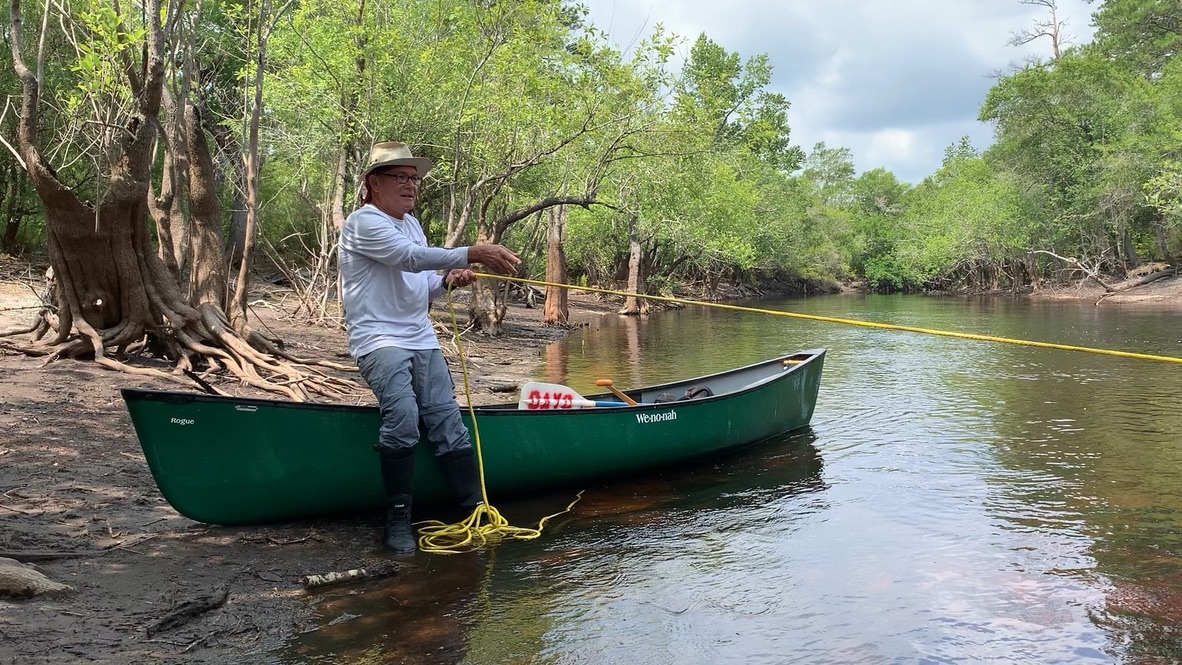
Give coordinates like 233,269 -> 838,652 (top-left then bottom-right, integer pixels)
867,129 -> 919,167
583,0 -> 1098,184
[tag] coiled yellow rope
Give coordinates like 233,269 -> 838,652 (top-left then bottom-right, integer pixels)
415,286 -> 580,555
474,273 -> 1182,366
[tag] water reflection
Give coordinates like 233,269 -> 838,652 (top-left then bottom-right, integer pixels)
538,295 -> 1182,662
281,432 -> 824,664
283,294 -> 1182,663
284,552 -> 493,664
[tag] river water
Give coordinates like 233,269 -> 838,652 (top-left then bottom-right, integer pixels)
283,294 -> 1182,664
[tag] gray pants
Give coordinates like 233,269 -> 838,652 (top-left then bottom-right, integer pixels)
356,346 -> 471,456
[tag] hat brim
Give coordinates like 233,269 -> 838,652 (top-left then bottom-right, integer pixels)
363,156 -> 433,179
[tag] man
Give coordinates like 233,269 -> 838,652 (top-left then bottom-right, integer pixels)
339,141 -> 521,553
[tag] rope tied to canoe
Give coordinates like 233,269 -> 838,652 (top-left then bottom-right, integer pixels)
472,273 -> 1182,366
414,286 -> 580,555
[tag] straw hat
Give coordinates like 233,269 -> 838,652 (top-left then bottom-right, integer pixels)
362,141 -> 432,179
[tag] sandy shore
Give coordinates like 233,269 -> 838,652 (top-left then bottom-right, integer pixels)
0,258 -> 1177,663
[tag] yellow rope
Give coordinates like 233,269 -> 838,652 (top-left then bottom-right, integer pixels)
474,273 -> 1182,366
415,286 -> 580,555
419,272 -> 1177,553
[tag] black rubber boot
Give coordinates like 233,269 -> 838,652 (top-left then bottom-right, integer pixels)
439,448 -> 483,512
378,447 -> 416,553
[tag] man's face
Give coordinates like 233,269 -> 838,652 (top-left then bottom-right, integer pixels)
369,165 -> 420,218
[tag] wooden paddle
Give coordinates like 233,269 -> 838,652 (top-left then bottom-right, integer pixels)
518,382 -> 630,410
594,379 -> 639,406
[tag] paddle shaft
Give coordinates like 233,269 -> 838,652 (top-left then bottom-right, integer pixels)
595,379 -> 638,406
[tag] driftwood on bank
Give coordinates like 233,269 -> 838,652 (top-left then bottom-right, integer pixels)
1097,266 -> 1177,303
301,561 -> 401,591
0,557 -> 72,598
1033,250 -> 1117,290
1118,266 -> 1174,288
144,587 -> 230,637
0,550 -> 101,563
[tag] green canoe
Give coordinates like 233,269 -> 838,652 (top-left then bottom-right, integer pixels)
121,349 -> 825,525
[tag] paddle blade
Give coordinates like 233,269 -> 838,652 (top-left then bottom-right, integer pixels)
518,382 -> 598,410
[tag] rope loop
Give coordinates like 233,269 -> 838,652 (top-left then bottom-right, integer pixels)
416,284 -> 580,555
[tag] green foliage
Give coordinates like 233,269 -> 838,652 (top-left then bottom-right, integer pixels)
673,35 -> 803,171
1092,0 -> 1182,78
979,2 -> 1182,275
901,148 -> 1033,289
20,0 -> 1181,301
70,2 -> 143,111
848,168 -> 912,290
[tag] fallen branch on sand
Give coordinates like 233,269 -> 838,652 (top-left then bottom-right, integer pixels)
0,550 -> 102,562
302,562 -> 401,591
144,587 -> 230,637
1033,250 -> 1116,291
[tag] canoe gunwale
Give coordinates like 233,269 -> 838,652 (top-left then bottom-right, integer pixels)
119,349 -> 826,413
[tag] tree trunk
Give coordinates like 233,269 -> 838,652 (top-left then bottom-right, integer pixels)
149,151 -> 184,282
468,227 -> 507,333
619,215 -> 648,316
229,3 -> 288,335
1154,210 -> 1174,265
1120,224 -> 1139,271
150,84 -> 190,285
1,165 -> 23,253
542,205 -> 568,326
208,119 -> 248,273
224,193 -> 248,269
6,0 -> 351,401
468,278 -> 502,333
183,104 -> 231,310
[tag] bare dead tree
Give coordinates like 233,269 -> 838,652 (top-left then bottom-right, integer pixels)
1033,249 -> 1116,290
1008,0 -> 1072,60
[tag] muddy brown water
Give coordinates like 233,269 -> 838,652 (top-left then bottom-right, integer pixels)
282,294 -> 1182,664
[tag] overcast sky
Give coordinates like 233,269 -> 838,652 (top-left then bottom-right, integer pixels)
582,0 -> 1100,184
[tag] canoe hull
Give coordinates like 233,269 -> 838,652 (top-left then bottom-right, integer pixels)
121,350 -> 824,525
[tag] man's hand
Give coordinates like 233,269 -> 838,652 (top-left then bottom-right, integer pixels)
467,244 -> 521,276
444,268 -> 476,289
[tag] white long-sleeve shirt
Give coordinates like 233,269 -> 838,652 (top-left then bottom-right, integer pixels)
339,205 -> 469,356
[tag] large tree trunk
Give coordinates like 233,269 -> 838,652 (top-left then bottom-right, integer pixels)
150,83 -> 190,285
5,0 -> 352,401
8,0 -> 168,356
224,196 -> 249,269
148,150 -> 185,282
468,225 -> 507,334
183,104 -> 231,310
542,205 -> 568,326
619,215 -> 648,316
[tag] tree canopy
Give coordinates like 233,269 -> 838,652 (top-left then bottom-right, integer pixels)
3,0 -> 1178,325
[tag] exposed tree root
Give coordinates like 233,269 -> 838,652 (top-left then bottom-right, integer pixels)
0,323 -> 38,338
1,302 -> 363,402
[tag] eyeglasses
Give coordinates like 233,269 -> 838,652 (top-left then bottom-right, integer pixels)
374,172 -> 422,185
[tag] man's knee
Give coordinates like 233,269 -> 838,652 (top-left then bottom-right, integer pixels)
374,439 -> 417,456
